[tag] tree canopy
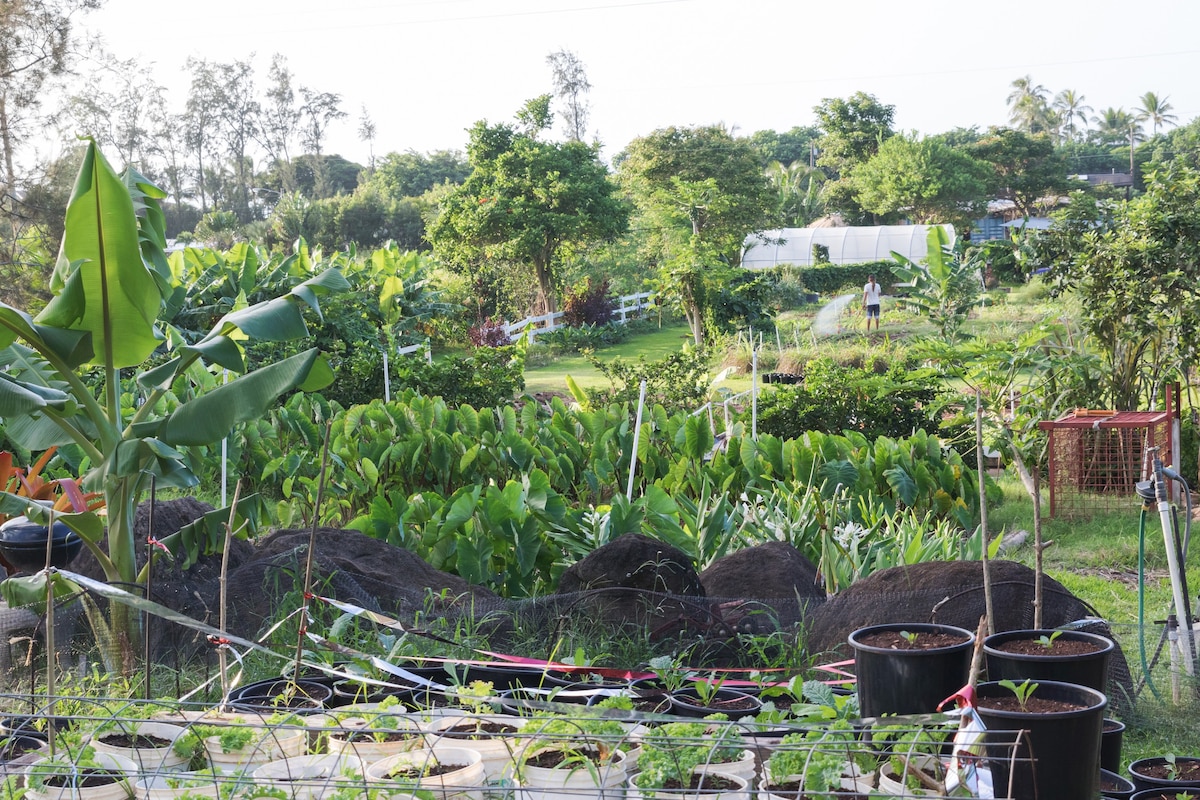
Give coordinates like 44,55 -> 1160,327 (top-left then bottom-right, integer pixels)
428,104 -> 629,316
853,133 -> 989,230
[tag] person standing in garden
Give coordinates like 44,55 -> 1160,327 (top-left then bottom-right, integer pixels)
862,275 -> 882,331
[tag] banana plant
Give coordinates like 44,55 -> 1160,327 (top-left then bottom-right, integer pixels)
0,141 -> 345,653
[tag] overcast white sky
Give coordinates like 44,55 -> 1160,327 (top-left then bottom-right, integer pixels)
79,0 -> 1200,165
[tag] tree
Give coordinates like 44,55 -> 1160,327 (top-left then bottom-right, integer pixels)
1006,75 -> 1054,134
1040,165 -> 1200,409
183,57 -> 221,212
853,133 -> 989,230
257,54 -> 301,194
1052,89 -> 1092,143
358,104 -> 377,171
617,124 -> 777,265
1090,107 -> 1143,148
367,149 -> 469,198
1137,91 -> 1177,137
546,49 -> 591,143
749,126 -> 821,169
765,159 -> 824,227
298,87 -> 346,198
209,59 -> 259,222
428,101 -> 629,316
969,128 -> 1073,218
813,92 -> 895,177
0,0 -> 98,192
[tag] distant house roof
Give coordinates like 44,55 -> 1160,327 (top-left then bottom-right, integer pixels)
1072,172 -> 1134,187
742,224 -> 956,268
1003,217 -> 1053,230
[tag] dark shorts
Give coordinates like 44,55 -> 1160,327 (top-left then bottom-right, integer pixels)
866,304 -> 880,318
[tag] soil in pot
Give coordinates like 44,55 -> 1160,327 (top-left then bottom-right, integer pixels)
1129,791 -> 1200,800
984,628 -> 1114,692
1100,766 -> 1136,799
668,688 -> 761,718
848,623 -> 974,718
651,773 -> 743,792
1128,755 -> 1200,790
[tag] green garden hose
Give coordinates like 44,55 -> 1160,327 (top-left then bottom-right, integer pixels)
1138,507 -> 1164,701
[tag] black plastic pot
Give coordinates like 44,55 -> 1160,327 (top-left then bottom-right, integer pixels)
0,733 -> 47,764
224,677 -> 334,713
538,669 -> 630,689
1130,790 -> 1200,800
1101,766 -> 1137,799
1128,756 -> 1200,791
667,686 -> 762,718
0,520 -> 82,572
1102,717 -> 1126,774
984,628 -> 1115,692
974,679 -> 1108,800
847,622 -> 974,717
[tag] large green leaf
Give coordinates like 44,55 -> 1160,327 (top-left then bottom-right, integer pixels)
35,141 -> 163,368
155,348 -> 331,446
156,493 -> 268,572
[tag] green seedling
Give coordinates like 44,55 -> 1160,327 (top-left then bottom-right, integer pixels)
1035,630 -> 1064,649
898,630 -> 919,645
998,679 -> 1039,711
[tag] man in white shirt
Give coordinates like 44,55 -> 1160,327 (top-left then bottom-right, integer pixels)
862,275 -> 882,331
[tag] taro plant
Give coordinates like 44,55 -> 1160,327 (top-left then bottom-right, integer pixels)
0,141 -> 345,661
999,679 -> 1039,712
1036,630 -> 1064,649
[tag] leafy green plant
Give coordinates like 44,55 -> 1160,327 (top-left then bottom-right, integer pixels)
0,142 -> 344,655
999,679 -> 1039,711
898,630 -> 919,645
890,226 -> 982,341
764,720 -> 871,793
634,717 -> 743,789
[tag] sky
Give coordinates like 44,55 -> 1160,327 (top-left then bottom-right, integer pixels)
78,0 -> 1200,167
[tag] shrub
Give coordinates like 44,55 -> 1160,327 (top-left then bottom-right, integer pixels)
393,346 -> 524,408
586,347 -> 712,416
561,277 -> 616,327
468,318 -> 513,347
798,261 -> 895,295
752,357 -> 945,442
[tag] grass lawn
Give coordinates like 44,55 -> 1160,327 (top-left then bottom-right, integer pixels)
523,323 -> 696,394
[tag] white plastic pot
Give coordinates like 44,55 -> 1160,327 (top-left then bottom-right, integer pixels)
518,746 -> 627,800
365,745 -> 486,800
252,753 -> 366,799
628,769 -> 750,800
89,720 -> 191,773
24,751 -> 139,800
422,714 -> 527,780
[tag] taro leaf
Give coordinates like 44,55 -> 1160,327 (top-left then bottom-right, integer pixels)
884,465 -> 918,507
817,459 -> 859,495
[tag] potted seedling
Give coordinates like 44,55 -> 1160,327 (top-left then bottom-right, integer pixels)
325,694 -> 431,762
759,720 -> 874,799
983,627 -> 1114,692
628,717 -> 752,799
364,744 -> 486,799
195,710 -> 308,771
518,702 -> 634,799
974,678 -> 1108,800
1128,753 -> 1200,792
427,681 -> 526,781
847,622 -> 975,718
23,732 -> 139,800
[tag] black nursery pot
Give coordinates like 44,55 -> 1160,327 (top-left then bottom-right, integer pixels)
984,628 -> 1115,693
975,679 -> 1108,800
0,521 -> 82,572
224,677 -> 334,714
1101,766 -> 1137,799
847,622 -> 974,717
1128,755 -> 1200,791
1102,717 -> 1126,775
667,686 -> 762,718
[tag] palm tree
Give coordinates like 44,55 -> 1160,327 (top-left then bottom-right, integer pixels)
1092,107 -> 1143,148
1006,75 -> 1052,133
1052,89 -> 1092,143
1137,91 -> 1177,136
765,160 -> 825,227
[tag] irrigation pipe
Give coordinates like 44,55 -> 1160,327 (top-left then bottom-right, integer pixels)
1138,508 -> 1164,701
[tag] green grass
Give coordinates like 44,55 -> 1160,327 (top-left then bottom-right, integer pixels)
522,322 -> 695,394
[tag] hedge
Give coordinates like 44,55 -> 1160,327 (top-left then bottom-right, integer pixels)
797,261 -> 897,295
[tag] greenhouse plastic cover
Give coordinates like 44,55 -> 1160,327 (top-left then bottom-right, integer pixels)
741,224 -> 956,268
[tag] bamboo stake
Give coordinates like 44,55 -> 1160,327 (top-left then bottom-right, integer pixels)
218,479 -> 243,704
293,421 -> 334,683
976,397 -> 995,637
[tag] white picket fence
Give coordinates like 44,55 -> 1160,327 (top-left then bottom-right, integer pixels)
501,291 -> 655,343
